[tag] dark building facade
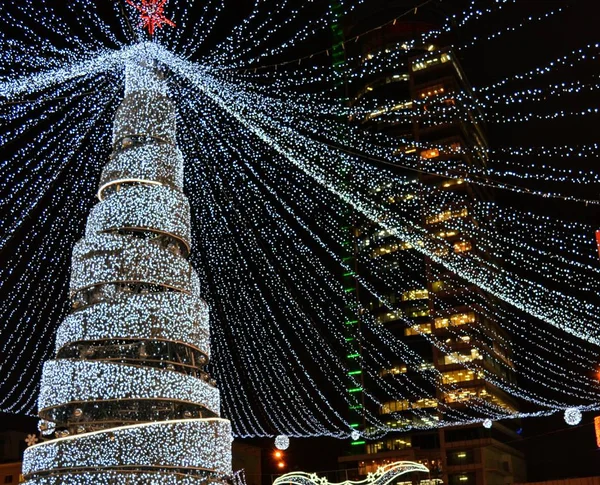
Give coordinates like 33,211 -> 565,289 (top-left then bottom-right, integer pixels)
335,3 -> 526,485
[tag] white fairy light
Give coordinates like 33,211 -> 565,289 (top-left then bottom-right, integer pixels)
23,419 -> 232,477
55,292 -> 210,355
38,359 -> 221,414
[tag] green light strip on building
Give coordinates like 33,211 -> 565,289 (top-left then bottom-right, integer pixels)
348,387 -> 363,393
351,441 -> 366,446
347,353 -> 360,359
348,370 -> 362,375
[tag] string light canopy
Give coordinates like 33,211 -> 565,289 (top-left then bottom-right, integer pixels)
0,0 -> 599,440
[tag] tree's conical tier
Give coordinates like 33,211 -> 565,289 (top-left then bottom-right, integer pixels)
22,57 -> 233,484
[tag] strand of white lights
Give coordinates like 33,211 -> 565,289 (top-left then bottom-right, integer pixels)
2,1 -> 600,437
182,118 -> 350,436
159,0 -> 225,57
351,268 -> 581,410
184,103 -> 596,428
458,5 -> 565,51
181,101 -> 484,435
205,121 -> 481,427
492,144 -> 599,158
184,112 -> 490,434
185,112 -> 370,434
0,82 -> 119,414
182,159 -> 268,438
0,50 -> 124,100
482,79 -> 600,105
197,79 -> 600,203
0,77 -> 120,250
350,193 -> 600,400
178,74 -> 600,346
479,43 -> 599,92
221,0 -> 368,69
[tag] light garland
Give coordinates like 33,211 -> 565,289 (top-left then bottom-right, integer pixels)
88,184 -> 191,246
273,461 -> 432,485
70,232 -> 197,294
55,292 -> 210,354
99,144 -> 185,197
38,359 -> 221,414
23,418 -> 232,476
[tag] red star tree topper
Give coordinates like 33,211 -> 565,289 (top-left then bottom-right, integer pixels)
127,0 -> 176,36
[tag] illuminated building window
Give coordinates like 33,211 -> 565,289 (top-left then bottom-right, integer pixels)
405,306 -> 430,319
421,148 -> 440,159
371,243 -> 398,257
371,241 -> 415,257
434,312 -> 476,329
405,323 -> 431,336
380,400 -> 410,414
425,208 -> 468,225
433,246 -> 450,257
444,387 -> 516,412
377,310 -> 403,324
373,229 -> 392,241
412,51 -> 451,71
418,84 -> 446,99
431,280 -> 446,292
402,289 -> 429,301
365,437 -> 412,455
436,230 -> 458,239
442,369 -> 483,385
412,398 -> 438,409
380,365 -> 408,377
440,179 -> 464,189
453,241 -> 472,253
442,348 -> 482,365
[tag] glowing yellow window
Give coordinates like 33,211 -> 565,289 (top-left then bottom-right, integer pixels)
402,289 -> 429,301
421,148 -> 440,159
454,241 -> 472,253
405,323 -> 432,336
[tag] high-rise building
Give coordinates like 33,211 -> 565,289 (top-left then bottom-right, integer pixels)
21,54 -> 233,484
336,4 -> 526,485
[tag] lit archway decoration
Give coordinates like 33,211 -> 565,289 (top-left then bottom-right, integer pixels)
273,461 -> 436,485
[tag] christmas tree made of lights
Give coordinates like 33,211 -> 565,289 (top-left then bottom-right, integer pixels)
22,54 -> 233,484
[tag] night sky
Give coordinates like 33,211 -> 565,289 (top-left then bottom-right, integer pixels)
1,0 -> 600,481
